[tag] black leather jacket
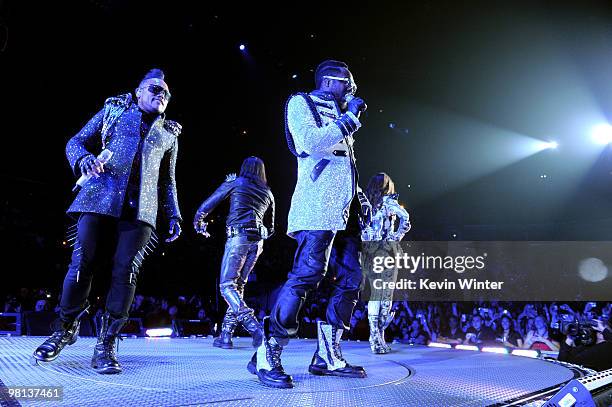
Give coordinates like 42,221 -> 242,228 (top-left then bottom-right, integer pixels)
196,175 -> 274,230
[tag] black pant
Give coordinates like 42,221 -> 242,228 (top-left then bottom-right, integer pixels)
219,235 -> 263,318
60,213 -> 152,322
270,230 -> 362,344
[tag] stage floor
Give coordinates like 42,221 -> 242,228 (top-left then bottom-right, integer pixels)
0,336 -> 574,406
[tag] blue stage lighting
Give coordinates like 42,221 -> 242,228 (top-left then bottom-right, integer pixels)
592,123 -> 612,145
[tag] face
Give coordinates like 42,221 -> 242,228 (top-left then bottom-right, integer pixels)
35,300 -> 46,312
449,316 -> 458,328
535,316 -> 546,330
321,68 -> 353,103
501,317 -> 511,330
169,305 -> 178,316
136,78 -> 170,114
472,316 -> 482,329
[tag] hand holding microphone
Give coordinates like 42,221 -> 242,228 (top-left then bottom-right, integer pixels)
346,94 -> 367,117
73,149 -> 113,192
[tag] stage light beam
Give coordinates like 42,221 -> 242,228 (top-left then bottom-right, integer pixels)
545,141 -> 558,149
592,123 -> 612,145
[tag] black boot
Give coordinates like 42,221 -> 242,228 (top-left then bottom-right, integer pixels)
308,321 -> 366,378
246,317 -> 293,388
213,312 -> 238,349
91,313 -> 127,374
237,313 -> 264,348
33,307 -> 89,362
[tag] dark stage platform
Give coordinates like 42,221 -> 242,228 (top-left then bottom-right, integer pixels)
0,336 -> 595,406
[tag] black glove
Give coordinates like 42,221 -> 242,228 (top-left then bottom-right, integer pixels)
357,191 -> 372,227
348,97 -> 367,116
78,154 -> 97,176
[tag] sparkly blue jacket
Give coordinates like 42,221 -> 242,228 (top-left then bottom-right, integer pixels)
65,94 -> 182,228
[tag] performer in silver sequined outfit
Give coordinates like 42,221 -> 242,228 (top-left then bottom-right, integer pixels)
33,69 -> 182,374
362,172 -> 411,353
247,60 -> 371,389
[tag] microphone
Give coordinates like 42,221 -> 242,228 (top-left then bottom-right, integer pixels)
73,149 -> 113,192
345,94 -> 367,112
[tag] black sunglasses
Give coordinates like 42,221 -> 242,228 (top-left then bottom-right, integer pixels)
145,84 -> 171,100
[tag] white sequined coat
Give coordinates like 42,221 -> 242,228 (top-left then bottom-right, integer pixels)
285,91 -> 362,235
361,195 -> 411,241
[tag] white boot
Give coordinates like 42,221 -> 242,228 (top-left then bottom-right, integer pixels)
308,321 -> 366,377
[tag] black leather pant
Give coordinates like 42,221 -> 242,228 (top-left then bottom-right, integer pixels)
60,213 -> 152,322
219,235 -> 263,319
270,230 -> 362,344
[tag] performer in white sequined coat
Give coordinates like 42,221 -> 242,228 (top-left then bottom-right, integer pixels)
248,60 -> 371,389
362,172 -> 411,354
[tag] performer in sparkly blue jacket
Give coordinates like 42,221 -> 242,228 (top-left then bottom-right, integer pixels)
34,69 -> 182,375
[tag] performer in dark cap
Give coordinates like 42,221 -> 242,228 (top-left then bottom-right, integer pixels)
248,59 -> 370,388
33,68 -> 183,374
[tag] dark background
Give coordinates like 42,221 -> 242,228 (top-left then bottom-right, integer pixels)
2,1 -> 612,299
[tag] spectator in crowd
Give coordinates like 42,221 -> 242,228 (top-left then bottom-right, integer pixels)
197,308 -> 211,324
558,319 -> 612,371
438,315 -> 464,344
34,299 -> 49,312
403,318 -> 429,345
495,315 -> 523,348
523,315 -> 560,351
465,315 -> 496,346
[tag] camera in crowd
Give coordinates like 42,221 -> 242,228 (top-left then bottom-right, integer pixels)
557,314 -> 598,347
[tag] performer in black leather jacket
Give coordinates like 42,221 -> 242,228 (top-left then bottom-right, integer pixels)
194,157 -> 275,350
33,69 -> 183,374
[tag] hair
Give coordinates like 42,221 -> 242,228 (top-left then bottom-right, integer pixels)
498,315 -> 516,334
239,156 -> 267,187
139,68 -> 165,86
534,314 -> 549,331
315,59 -> 349,88
365,172 -> 396,211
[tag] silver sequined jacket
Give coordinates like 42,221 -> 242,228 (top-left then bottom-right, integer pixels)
65,94 -> 182,228
361,195 -> 411,241
286,91 -> 361,235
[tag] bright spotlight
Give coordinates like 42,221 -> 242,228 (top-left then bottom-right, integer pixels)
239,44 -> 246,51
592,124 -> 612,145
545,141 -> 558,149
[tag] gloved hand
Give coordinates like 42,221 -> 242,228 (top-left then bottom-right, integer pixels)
265,227 -> 275,239
193,212 -> 211,238
166,218 -> 182,243
357,191 -> 372,227
79,154 -> 104,177
360,201 -> 372,227
348,97 -> 367,116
